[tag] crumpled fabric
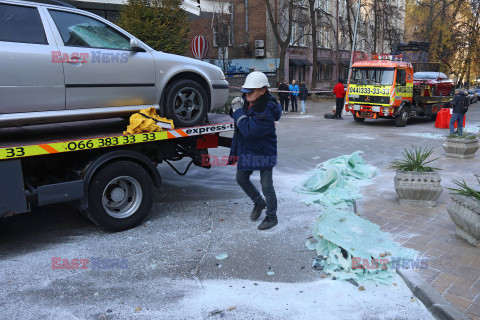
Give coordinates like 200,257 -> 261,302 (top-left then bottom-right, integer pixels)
297,152 -> 416,284
123,107 -> 174,134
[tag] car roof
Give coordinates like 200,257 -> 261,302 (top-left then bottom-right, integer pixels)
0,0 -> 74,10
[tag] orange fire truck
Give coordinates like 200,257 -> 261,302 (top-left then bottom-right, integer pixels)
345,56 -> 453,127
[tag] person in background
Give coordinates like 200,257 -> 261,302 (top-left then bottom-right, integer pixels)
298,82 -> 309,115
333,78 -> 346,119
229,71 -> 282,230
289,80 -> 299,112
450,90 -> 469,135
278,80 -> 290,114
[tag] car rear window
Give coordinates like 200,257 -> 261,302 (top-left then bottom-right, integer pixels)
413,72 -> 438,80
0,3 -> 47,44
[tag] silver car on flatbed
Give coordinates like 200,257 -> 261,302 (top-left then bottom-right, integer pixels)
0,0 -> 229,127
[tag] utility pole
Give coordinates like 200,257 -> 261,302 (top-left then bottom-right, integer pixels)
347,0 -> 361,83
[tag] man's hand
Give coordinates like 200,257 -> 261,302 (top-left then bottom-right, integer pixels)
229,97 -> 244,117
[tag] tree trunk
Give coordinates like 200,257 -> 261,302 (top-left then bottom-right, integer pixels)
309,0 -> 317,89
264,0 -> 294,83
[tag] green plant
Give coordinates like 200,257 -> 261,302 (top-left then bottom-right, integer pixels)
447,131 -> 476,139
448,175 -> 480,200
117,0 -> 189,55
390,146 -> 441,172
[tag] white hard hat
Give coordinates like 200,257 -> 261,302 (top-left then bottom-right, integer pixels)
241,71 -> 270,92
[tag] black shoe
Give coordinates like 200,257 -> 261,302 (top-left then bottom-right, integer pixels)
258,216 -> 278,230
251,201 -> 266,221
338,117 -> 344,120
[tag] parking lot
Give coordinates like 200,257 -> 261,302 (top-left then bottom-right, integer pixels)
1,99 -> 479,319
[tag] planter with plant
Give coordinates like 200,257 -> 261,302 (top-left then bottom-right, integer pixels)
447,176 -> 480,246
391,146 -> 443,207
443,132 -> 479,159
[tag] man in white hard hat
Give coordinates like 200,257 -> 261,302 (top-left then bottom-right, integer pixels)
228,71 -> 282,230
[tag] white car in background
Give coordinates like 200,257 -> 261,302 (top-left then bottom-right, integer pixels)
0,0 -> 229,127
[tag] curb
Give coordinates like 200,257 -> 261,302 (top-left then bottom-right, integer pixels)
397,269 -> 471,320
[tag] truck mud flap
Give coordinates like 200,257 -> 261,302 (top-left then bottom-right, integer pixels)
0,159 -> 28,215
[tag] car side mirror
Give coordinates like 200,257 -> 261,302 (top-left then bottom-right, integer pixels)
130,39 -> 146,52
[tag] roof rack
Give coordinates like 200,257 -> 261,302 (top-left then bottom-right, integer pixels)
371,54 -> 404,61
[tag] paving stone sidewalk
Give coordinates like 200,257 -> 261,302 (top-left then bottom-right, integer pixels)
360,152 -> 480,320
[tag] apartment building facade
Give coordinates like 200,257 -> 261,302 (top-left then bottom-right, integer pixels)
188,0 -> 405,89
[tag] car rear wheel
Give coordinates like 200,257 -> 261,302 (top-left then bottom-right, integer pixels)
84,161 -> 153,231
165,80 -> 208,127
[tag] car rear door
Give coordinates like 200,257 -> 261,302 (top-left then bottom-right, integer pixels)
45,8 -> 156,110
0,2 -> 65,113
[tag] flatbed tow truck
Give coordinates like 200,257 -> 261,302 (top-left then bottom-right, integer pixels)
345,55 -> 453,127
0,114 -> 233,231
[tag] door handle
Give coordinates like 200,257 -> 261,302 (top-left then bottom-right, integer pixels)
66,56 -> 82,64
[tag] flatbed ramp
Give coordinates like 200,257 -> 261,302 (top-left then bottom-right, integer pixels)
0,113 -> 233,160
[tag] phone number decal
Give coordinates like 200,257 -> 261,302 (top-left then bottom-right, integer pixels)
349,87 -> 390,95
63,132 -> 163,151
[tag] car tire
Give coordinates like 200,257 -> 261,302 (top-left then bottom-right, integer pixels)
353,113 -> 365,123
84,161 -> 153,232
165,80 -> 208,128
395,108 -> 409,127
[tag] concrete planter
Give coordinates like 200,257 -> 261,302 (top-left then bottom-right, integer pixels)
443,136 -> 479,159
447,195 -> 480,246
394,170 -> 443,207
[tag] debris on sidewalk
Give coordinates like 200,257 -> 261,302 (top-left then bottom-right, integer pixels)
298,152 -> 416,284
215,254 -> 228,260
297,151 -> 377,209
208,309 -> 223,316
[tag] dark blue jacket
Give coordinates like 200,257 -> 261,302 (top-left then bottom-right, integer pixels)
452,92 -> 469,114
229,92 -> 282,170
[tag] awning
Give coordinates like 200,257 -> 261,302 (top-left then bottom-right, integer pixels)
290,59 -> 313,66
318,59 -> 336,66
340,60 -> 350,66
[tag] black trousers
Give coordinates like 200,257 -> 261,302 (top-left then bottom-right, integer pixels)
280,98 -> 289,111
290,96 -> 298,111
335,97 -> 345,118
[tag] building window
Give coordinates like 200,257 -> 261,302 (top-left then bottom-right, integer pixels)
323,65 -> 332,81
317,26 -> 330,48
317,65 -> 323,81
289,22 -> 305,47
298,23 -> 306,47
317,0 -> 329,13
289,23 -> 296,45
213,23 -> 232,47
299,66 -> 306,82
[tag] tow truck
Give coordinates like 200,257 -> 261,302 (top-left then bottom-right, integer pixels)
0,114 -> 233,231
345,55 -> 453,127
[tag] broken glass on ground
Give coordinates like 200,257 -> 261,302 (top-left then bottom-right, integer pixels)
297,151 -> 416,284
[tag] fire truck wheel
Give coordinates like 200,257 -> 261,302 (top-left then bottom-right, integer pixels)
165,79 -> 208,128
85,161 -> 153,232
395,108 -> 409,127
353,113 -> 365,123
